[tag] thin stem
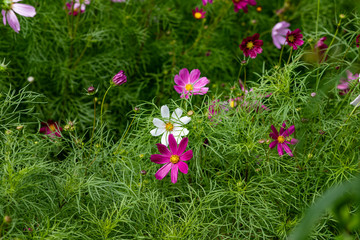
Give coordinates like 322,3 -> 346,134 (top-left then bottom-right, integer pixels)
100,85 -> 112,128
89,97 -> 97,154
315,0 -> 320,41
72,42 -> 90,69
243,67 -> 247,90
287,48 -> 293,65
322,18 -> 342,63
115,111 -> 138,154
278,44 -> 285,66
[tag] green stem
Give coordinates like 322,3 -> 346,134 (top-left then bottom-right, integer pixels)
278,44 -> 285,67
315,0 -> 320,41
115,111 -> 137,155
322,18 -> 342,63
287,48 -> 293,65
100,85 -> 112,128
89,97 -> 97,154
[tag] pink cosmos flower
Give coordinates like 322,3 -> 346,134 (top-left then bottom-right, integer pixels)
192,7 -> 206,19
315,37 -> 328,62
337,70 -> 360,95
239,33 -> 263,59
66,0 -> 90,16
112,70 -> 127,85
356,34 -> 360,48
272,21 -> 290,49
202,0 -> 213,6
1,0 -> 36,33
151,134 -> 193,184
269,122 -> 298,157
232,0 -> 256,13
174,68 -> 209,99
286,29 -> 304,50
39,120 -> 62,138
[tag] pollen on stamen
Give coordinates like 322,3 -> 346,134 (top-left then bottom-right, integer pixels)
185,84 -> 193,91
165,122 -> 174,132
170,155 -> 180,164
246,41 -> 254,50
277,135 -> 285,144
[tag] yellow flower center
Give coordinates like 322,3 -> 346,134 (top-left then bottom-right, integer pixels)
170,155 -> 180,164
194,12 -> 202,19
49,124 -> 56,132
277,135 -> 285,144
185,84 -> 193,91
246,41 -> 254,50
288,35 -> 294,42
165,122 -> 174,132
230,100 -> 235,108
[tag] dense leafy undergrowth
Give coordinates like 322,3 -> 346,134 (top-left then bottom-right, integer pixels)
1,0 -> 360,239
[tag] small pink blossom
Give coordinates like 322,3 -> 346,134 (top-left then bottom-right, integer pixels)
202,0 -> 213,6
66,0 -> 90,16
192,7 -> 206,19
174,68 -> 209,99
272,21 -> 290,49
337,70 -> 359,95
286,29 -> 304,50
269,122 -> 298,157
232,0 -> 257,13
150,134 -> 193,184
112,70 -> 127,86
39,120 -> 62,138
1,0 -> 36,33
315,37 -> 328,62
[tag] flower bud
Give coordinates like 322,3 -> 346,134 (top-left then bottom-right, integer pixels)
87,86 -> 95,94
27,76 -> 34,83
3,215 -> 11,224
112,70 -> 127,86
16,125 -> 24,130
140,170 -> 147,175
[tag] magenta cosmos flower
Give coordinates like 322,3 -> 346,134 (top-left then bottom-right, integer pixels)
232,0 -> 256,13
40,120 -> 63,138
269,122 -> 298,157
66,0 -> 90,16
174,68 -> 209,99
150,134 -> 193,184
356,34 -> 360,48
202,0 -> 213,6
192,7 -> 205,19
337,70 -> 359,95
286,29 -> 304,50
1,0 -> 36,33
272,21 -> 290,49
112,70 -> 127,85
239,33 -> 263,59
314,36 -> 328,62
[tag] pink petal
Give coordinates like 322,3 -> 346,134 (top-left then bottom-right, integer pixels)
177,137 -> 188,155
189,69 -> 201,84
283,125 -> 295,137
179,68 -> 190,83
178,161 -> 188,174
154,163 -> 172,180
282,143 -> 294,157
174,75 -> 185,86
277,143 -> 284,156
270,125 -> 278,136
12,3 -> 36,17
290,138 -> 298,144
279,122 -> 286,135
269,133 -> 277,140
2,10 -> 6,25
171,164 -> 179,183
174,85 -> 184,94
269,140 -> 278,149
150,154 -> 170,164
6,10 -> 20,33
193,77 -> 210,88
180,150 -> 193,161
168,134 -> 178,154
156,143 -> 171,156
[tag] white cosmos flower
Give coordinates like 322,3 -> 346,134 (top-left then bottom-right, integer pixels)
150,105 -> 191,146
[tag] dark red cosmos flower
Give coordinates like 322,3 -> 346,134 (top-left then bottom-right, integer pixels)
39,120 -> 62,138
356,34 -> 360,48
286,29 -> 304,50
232,0 -> 257,13
239,33 -> 263,59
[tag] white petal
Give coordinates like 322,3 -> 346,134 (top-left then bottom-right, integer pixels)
172,127 -> 189,136
350,94 -> 360,107
150,128 -> 165,136
161,105 -> 170,120
171,108 -> 183,120
180,116 -> 191,125
174,135 -> 182,143
161,131 -> 169,146
153,118 -> 165,128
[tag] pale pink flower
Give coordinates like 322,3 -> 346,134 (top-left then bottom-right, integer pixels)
174,68 -> 210,99
66,0 -> 90,16
202,0 -> 213,6
2,0 -> 36,33
272,21 -> 290,49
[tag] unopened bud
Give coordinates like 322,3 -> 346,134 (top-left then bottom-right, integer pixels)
87,86 -> 95,94
4,215 -> 11,224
